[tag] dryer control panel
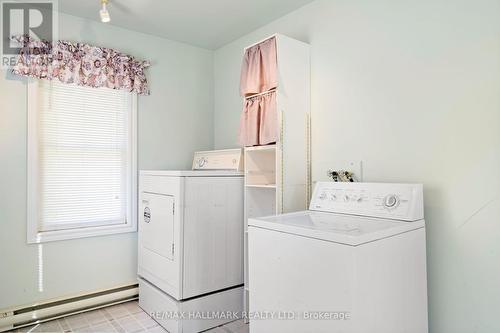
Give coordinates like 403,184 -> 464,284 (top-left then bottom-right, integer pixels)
192,149 -> 243,171
310,182 -> 424,221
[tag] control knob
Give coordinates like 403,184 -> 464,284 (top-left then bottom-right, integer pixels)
383,194 -> 400,209
197,157 -> 208,168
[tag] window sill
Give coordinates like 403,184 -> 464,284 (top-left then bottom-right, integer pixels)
27,222 -> 137,244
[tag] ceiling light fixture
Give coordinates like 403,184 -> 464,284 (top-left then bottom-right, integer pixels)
100,0 -> 110,23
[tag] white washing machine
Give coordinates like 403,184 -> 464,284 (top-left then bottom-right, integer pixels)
138,149 -> 244,333
248,182 -> 428,333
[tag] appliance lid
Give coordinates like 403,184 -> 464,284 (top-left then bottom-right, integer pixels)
140,170 -> 243,177
248,211 -> 425,246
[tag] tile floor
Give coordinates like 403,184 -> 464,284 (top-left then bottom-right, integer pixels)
12,301 -> 248,333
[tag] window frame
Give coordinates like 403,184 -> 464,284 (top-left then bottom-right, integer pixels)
26,80 -> 138,244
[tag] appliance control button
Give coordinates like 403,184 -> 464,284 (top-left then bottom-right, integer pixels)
343,195 -> 350,202
198,157 -> 207,168
384,194 -> 400,209
329,194 -> 337,201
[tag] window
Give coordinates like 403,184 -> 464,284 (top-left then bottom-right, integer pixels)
27,80 -> 137,243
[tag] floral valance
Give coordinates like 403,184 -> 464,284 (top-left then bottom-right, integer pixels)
11,35 -> 150,95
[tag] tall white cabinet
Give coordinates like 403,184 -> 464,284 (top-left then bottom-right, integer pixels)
243,34 -> 311,313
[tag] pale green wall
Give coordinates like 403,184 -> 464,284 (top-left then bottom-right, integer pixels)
2,2 -> 500,331
213,0 -> 500,332
0,13 -> 214,309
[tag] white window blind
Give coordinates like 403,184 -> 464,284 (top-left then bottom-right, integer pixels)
34,80 -> 133,232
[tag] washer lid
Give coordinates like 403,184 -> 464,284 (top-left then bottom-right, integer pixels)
140,170 -> 243,177
248,211 -> 425,246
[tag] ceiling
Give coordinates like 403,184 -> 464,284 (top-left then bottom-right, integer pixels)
59,0 -> 315,49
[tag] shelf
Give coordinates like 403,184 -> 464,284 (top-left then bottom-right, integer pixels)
245,184 -> 276,189
245,144 -> 276,152
246,170 -> 275,175
245,147 -> 276,186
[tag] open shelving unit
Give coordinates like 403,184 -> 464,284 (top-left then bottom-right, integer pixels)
242,34 -> 311,316
244,144 -> 278,226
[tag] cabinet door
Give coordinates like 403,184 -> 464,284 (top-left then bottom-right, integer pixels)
140,193 -> 175,261
182,177 -> 244,298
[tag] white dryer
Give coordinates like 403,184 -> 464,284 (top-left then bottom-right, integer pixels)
138,149 -> 244,333
248,182 -> 428,333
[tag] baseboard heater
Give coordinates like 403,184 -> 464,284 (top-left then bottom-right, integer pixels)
0,284 -> 138,332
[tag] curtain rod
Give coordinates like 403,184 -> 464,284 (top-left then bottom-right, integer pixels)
243,34 -> 278,51
244,88 -> 276,100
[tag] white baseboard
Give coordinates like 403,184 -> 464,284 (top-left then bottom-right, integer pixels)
0,284 -> 138,332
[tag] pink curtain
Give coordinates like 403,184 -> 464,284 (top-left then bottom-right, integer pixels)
238,37 -> 279,147
238,91 -> 277,147
11,35 -> 150,95
239,37 -> 277,97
